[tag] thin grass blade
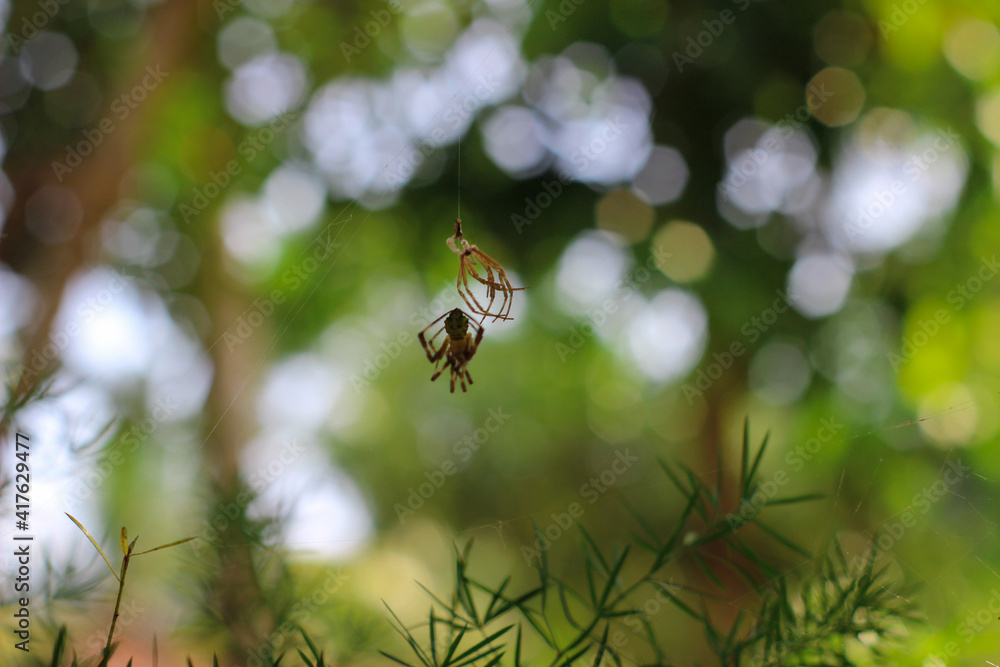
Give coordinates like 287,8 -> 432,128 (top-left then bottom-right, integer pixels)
49,625 -> 67,667
379,651 -> 415,667
296,649 -> 315,667
65,513 -> 119,581
133,536 -> 198,555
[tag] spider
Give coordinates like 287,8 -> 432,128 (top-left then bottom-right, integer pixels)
418,308 -> 485,393
447,219 -> 527,323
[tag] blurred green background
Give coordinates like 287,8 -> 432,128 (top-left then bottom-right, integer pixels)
1,0 -> 1000,663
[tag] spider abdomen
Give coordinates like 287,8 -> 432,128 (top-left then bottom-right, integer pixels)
444,308 -> 470,340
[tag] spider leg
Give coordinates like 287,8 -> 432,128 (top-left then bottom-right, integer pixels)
475,250 -> 525,321
446,225 -> 525,323
483,261 -> 510,320
419,311 -> 453,361
470,248 -> 503,285
464,255 -> 511,321
459,331 -> 480,365
497,271 -> 514,320
420,326 -> 448,363
419,338 -> 437,363
456,262 -> 475,313
458,257 -> 496,319
431,348 -> 458,382
469,249 -> 522,322
432,354 -> 451,381
461,259 -> 490,311
420,309 -> 452,331
428,328 -> 448,363
429,341 -> 453,381
464,255 -> 496,292
480,261 -> 501,321
495,271 -> 527,320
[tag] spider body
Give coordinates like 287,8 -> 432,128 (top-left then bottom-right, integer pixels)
418,308 -> 484,393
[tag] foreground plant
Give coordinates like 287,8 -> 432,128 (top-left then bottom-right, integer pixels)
742,543 -> 914,665
66,513 -> 197,661
381,421 -> 916,666
39,623 -> 326,667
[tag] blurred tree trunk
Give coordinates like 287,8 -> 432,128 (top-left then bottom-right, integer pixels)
0,0 -> 277,660
1,0 -> 201,409
694,355 -> 759,633
198,232 -> 276,662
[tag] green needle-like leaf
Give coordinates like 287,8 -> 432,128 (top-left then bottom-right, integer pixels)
132,535 -> 198,555
65,513 -> 119,582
